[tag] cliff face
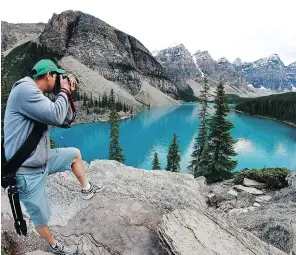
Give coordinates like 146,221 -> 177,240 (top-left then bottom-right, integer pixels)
39,11 -> 178,98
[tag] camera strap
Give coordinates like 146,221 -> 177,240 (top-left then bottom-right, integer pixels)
2,121 -> 47,236
60,89 -> 76,123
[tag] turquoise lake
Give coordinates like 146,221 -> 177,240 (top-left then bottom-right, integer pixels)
51,104 -> 296,172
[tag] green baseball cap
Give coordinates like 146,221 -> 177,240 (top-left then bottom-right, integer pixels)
32,59 -> 65,78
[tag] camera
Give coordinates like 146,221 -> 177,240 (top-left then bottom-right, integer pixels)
53,74 -> 70,95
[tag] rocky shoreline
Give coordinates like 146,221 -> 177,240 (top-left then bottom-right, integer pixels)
71,100 -> 142,125
234,109 -> 296,127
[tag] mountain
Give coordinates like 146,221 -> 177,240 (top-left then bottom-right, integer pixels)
156,44 -> 296,97
38,11 -> 179,99
241,54 -> 295,90
194,51 -> 296,92
2,10 -> 187,125
286,62 -> 296,91
1,21 -> 45,53
156,46 -> 257,98
154,44 -> 202,89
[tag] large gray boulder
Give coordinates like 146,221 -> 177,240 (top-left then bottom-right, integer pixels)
158,208 -> 285,255
230,178 -> 296,255
243,178 -> 266,189
286,171 -> 296,189
234,185 -> 264,195
2,160 -> 206,254
1,160 -> 287,254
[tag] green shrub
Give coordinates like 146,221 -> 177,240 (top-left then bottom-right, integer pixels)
50,138 -> 56,149
234,168 -> 291,189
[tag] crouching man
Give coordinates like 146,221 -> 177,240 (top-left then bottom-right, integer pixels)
4,59 -> 94,254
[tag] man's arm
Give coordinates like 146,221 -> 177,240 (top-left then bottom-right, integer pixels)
58,102 -> 74,128
18,84 -> 69,126
58,74 -> 77,128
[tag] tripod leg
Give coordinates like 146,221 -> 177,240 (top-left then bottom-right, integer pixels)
8,187 -> 27,236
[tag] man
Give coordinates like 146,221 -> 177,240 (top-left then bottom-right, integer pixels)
4,59 -> 93,255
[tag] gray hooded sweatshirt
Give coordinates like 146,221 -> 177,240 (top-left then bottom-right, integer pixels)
4,77 -> 69,173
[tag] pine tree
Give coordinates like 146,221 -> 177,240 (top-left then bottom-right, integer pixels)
188,76 -> 210,176
198,76 -> 237,182
102,92 -> 108,108
152,152 -> 161,170
108,102 -> 125,163
166,133 -> 181,172
88,93 -> 94,108
83,93 -> 87,106
108,89 -> 115,107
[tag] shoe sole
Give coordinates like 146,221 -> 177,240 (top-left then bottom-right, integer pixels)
50,247 -> 77,255
81,185 -> 105,200
81,192 -> 94,200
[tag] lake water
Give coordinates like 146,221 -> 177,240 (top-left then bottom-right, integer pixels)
51,104 -> 296,172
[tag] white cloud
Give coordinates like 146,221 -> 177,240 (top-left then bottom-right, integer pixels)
1,0 -> 295,65
234,138 -> 255,153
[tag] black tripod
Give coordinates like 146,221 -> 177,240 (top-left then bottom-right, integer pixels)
7,178 -> 27,236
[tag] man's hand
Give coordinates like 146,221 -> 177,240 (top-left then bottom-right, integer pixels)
69,77 -> 77,92
60,75 -> 70,92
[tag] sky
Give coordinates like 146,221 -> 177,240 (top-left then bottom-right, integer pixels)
1,0 -> 295,65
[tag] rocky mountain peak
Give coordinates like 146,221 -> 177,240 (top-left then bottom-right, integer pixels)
253,53 -> 284,68
193,50 -> 217,76
194,50 -> 214,62
267,53 -> 281,62
233,58 -> 243,66
154,44 -> 201,91
156,44 -> 192,63
217,57 -> 230,65
242,53 -> 292,90
168,43 -> 186,50
288,62 -> 296,68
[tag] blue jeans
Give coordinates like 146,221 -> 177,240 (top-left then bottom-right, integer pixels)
15,147 -> 79,227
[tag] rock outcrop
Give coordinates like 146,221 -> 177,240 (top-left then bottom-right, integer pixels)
206,173 -> 296,254
158,208 -> 285,255
243,178 -> 266,189
1,160 -> 287,255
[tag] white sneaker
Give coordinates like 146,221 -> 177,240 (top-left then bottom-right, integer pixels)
50,241 -> 77,255
81,182 -> 95,200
